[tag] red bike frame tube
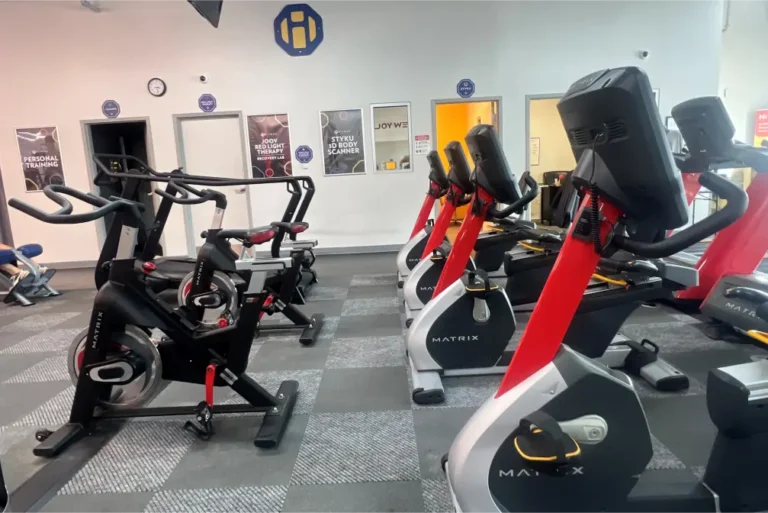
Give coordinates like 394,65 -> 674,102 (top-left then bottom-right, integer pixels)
431,187 -> 494,298
668,173 -> 702,237
496,195 -> 622,396
678,172 -> 768,301
420,184 -> 464,258
410,182 -> 441,239
682,173 -> 702,205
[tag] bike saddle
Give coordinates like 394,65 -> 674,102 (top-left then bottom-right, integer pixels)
216,227 -> 276,246
271,221 -> 309,234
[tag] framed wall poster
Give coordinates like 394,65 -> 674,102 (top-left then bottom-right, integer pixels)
319,108 -> 367,176
247,113 -> 292,177
529,137 -> 541,166
370,102 -> 413,172
16,126 -> 66,192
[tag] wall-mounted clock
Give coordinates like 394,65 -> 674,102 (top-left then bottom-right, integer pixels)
147,78 -> 167,97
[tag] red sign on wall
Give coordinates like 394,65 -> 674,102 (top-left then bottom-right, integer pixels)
756,109 -> 768,138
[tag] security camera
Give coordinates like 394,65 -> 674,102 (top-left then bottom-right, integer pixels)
639,50 -> 650,60
199,74 -> 209,83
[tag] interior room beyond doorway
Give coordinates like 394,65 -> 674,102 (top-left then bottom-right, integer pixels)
434,98 -> 499,239
527,95 -> 576,222
83,119 -> 159,255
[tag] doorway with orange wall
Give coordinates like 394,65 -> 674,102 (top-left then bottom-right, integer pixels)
433,98 -> 501,224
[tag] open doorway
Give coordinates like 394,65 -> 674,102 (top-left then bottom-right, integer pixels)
174,112 -> 252,256
82,118 -> 160,253
433,98 -> 500,227
526,95 -> 576,222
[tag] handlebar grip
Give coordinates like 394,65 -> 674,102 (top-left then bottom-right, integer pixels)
154,187 -> 217,205
488,174 -> 539,219
613,172 -> 748,258
724,287 -> 768,305
9,185 -> 143,224
598,258 -> 659,275
8,194 -> 72,221
286,180 -> 301,194
173,180 -> 205,197
299,176 -> 315,191
6,183 -> 108,221
538,232 -> 563,244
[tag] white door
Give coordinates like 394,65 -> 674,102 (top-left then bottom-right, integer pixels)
178,115 -> 251,253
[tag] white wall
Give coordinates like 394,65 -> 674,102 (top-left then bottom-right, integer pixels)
720,0 -> 768,141
0,1 -> 724,262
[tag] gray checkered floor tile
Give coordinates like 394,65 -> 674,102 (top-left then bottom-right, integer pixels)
305,286 -> 348,301
145,486 -> 288,513
60,421 -> 196,495
0,328 -> 83,355
0,312 -> 81,332
421,479 -> 453,513
350,273 -> 398,287
1,254 -> 761,512
4,354 -> 70,383
11,386 -> 75,428
326,335 -> 405,368
291,410 -> 420,485
341,297 -> 400,316
246,369 -> 323,415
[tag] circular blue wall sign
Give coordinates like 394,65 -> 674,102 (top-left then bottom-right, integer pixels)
295,145 -> 313,164
198,93 -> 217,113
102,100 -> 121,118
456,79 -> 476,99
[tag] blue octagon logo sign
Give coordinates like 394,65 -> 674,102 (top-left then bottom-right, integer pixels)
457,79 -> 475,99
274,4 -> 324,56
295,145 -> 313,164
198,94 -> 217,113
102,100 -> 121,118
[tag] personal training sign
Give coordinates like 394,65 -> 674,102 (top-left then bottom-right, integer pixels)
274,4 -> 324,56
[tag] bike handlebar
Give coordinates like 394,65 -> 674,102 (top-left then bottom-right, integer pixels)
154,181 -> 221,205
92,153 -> 307,193
487,174 -> 539,219
8,185 -> 144,225
612,172 -> 748,258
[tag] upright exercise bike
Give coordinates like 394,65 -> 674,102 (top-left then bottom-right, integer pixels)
396,151 -> 451,287
159,181 -> 324,344
444,66 -> 765,513
91,155 -> 324,345
92,153 -> 319,305
9,184 -> 299,456
407,124 -> 539,404
403,142 -> 474,322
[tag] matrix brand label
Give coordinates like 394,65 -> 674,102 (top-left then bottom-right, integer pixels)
499,467 -> 583,477
91,311 -> 104,348
726,302 -> 757,318
431,335 -> 479,343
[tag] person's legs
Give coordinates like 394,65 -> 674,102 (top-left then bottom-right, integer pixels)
0,244 -> 31,287
0,243 -> 46,278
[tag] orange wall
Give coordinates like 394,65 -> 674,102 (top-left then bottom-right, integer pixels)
435,103 -> 471,220
434,101 -> 498,221
467,101 -> 494,127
